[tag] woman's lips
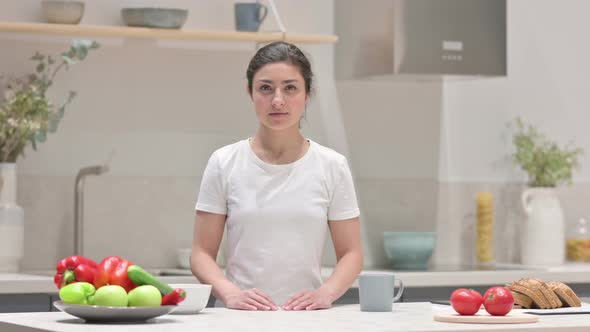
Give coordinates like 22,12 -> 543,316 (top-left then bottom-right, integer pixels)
269,113 -> 289,117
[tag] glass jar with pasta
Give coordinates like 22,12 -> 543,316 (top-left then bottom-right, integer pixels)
566,218 -> 590,262
476,192 -> 494,266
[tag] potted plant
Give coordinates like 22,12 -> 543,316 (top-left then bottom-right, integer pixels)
512,117 -> 583,266
0,39 -> 99,272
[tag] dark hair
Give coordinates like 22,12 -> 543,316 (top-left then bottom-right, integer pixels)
246,41 -> 313,96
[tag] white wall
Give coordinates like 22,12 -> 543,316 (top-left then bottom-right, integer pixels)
440,0 -> 590,183
1,0 -> 344,269
10,0 -> 583,271
434,0 -> 590,266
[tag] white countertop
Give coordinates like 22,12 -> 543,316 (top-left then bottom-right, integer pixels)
2,263 -> 590,294
1,302 -> 590,332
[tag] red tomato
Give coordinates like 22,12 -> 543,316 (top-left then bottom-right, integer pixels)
450,288 -> 483,315
483,286 -> 514,316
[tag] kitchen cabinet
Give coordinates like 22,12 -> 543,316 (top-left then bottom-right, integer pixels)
0,293 -> 53,313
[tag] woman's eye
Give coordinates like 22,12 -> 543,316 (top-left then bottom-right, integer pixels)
259,85 -> 272,91
285,85 -> 297,91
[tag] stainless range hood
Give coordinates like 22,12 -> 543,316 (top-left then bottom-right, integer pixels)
334,0 -> 507,79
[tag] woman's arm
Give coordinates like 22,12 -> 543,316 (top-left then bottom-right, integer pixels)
191,210 -> 277,310
321,217 -> 363,301
283,217 -> 363,310
190,210 -> 237,302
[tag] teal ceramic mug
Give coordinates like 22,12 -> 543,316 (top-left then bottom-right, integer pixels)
358,272 -> 404,312
234,3 -> 268,32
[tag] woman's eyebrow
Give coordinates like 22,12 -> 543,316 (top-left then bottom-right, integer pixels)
257,79 -> 300,84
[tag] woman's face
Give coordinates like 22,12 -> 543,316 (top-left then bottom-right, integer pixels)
250,62 -> 308,131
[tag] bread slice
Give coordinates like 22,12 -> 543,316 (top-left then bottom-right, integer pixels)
508,279 -> 550,309
511,290 -> 533,309
526,278 -> 562,308
547,282 -> 582,307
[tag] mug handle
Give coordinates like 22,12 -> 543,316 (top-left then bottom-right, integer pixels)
258,4 -> 268,24
392,278 -> 404,302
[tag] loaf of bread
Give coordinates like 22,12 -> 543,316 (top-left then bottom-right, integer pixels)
507,278 -> 581,309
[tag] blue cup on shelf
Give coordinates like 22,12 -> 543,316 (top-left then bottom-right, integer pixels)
234,2 -> 268,32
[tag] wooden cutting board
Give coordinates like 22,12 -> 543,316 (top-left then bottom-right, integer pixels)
433,312 -> 539,324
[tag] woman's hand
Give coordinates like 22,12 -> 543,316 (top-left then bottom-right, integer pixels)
225,288 -> 278,311
282,288 -> 335,311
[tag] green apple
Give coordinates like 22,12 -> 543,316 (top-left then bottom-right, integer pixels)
127,285 -> 162,307
93,285 -> 128,307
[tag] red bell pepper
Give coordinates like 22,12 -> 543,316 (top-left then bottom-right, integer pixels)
161,288 -> 186,305
54,255 -> 98,289
94,256 -> 137,292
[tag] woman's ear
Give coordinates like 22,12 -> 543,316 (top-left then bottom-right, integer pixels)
246,84 -> 252,98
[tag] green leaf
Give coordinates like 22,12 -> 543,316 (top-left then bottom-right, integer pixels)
62,55 -> 76,65
31,52 -> 44,61
71,40 -> 99,61
34,130 -> 47,144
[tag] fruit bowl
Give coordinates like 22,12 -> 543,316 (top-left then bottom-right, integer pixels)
53,301 -> 176,322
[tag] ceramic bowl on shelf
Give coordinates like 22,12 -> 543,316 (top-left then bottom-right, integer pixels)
42,0 -> 85,24
121,8 -> 189,29
383,231 -> 436,270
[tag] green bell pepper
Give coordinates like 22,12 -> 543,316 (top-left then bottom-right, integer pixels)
59,282 -> 96,305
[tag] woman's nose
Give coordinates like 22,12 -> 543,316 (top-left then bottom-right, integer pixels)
271,89 -> 285,108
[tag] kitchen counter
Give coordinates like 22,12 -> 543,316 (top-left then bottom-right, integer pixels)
3,263 -> 590,294
1,302 -> 590,332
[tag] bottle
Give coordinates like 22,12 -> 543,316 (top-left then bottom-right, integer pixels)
566,218 -> 590,262
476,192 -> 494,266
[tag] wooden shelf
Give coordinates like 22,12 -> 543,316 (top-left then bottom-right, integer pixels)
0,22 -> 338,44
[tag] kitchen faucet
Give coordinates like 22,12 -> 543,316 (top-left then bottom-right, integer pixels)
74,164 -> 109,256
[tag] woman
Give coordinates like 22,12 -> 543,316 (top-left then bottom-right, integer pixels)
191,41 -> 362,311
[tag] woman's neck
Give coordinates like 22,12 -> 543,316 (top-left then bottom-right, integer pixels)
251,127 -> 308,165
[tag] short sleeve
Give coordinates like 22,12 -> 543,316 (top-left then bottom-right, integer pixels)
195,151 -> 227,215
327,158 -> 360,221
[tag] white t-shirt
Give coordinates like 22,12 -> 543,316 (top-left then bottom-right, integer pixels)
195,139 -> 360,305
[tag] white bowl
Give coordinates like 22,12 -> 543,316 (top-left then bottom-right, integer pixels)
169,283 -> 212,314
176,248 -> 191,269
42,0 -> 85,24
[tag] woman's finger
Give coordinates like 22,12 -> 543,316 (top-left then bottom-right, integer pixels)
238,301 -> 258,311
292,298 -> 313,310
251,288 -> 277,308
246,298 -> 271,311
305,302 -> 319,310
248,293 -> 273,310
283,291 -> 308,308
288,294 -> 312,310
